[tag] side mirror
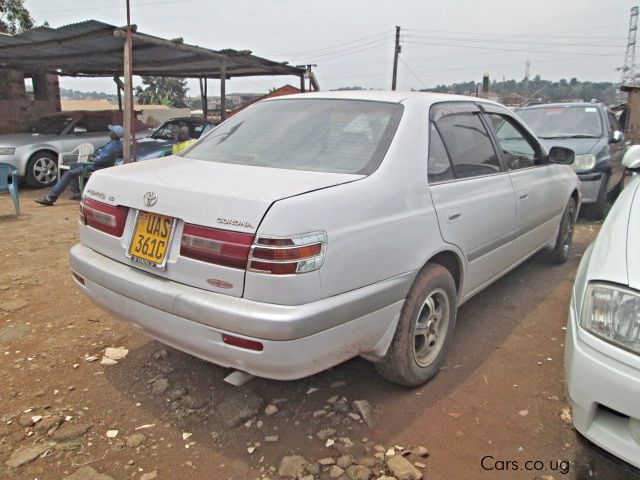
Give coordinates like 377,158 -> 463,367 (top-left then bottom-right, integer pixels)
622,144 -> 640,170
73,126 -> 88,134
548,146 -> 575,165
611,130 -> 624,143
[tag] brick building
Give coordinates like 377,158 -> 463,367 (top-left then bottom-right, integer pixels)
0,69 -> 61,135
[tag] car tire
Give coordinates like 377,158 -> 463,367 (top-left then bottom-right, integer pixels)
25,151 -> 58,188
582,173 -> 608,220
375,264 -> 457,387
546,197 -> 576,264
609,174 -> 624,200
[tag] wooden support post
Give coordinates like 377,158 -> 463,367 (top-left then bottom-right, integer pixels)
123,30 -> 132,163
220,59 -> 226,122
203,76 -> 208,120
300,74 -> 305,92
391,25 -> 401,91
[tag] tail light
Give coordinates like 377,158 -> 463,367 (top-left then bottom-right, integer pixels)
80,198 -> 128,237
248,232 -> 327,275
179,226 -> 327,275
180,224 -> 254,269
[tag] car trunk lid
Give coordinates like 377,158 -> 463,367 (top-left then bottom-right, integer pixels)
81,156 -> 361,296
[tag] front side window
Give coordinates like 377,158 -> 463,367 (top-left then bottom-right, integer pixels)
486,113 -> 542,170
435,111 -> 500,178
183,99 -> 403,175
79,115 -> 111,133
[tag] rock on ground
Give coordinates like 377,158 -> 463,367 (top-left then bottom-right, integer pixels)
329,465 -> 345,478
150,378 -> 170,395
347,464 -> 373,480
278,455 -> 307,478
62,466 -> 115,480
0,323 -> 29,342
51,422 -> 93,442
351,400 -> 374,428
125,433 -> 146,448
387,455 -> 423,480
5,442 -> 55,468
217,390 -> 264,429
140,470 -> 158,480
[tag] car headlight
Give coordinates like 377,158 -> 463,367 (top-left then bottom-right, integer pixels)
580,282 -> 640,355
572,154 -> 596,172
0,147 -> 15,155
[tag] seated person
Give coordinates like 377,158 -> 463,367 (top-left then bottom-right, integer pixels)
35,125 -> 124,206
171,125 -> 196,154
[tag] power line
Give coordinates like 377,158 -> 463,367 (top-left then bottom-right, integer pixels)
402,40 -> 623,58
404,33 -> 624,49
403,27 -> 627,41
31,0 -> 198,14
291,38 -> 393,63
398,57 -> 428,89
267,30 -> 392,58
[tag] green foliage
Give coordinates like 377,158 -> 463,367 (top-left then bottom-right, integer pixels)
424,76 -> 619,105
135,76 -> 189,108
0,0 -> 34,34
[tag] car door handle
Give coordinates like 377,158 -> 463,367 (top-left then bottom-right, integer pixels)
518,190 -> 529,200
446,208 -> 462,223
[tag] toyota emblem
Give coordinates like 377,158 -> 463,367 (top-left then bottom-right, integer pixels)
143,191 -> 158,207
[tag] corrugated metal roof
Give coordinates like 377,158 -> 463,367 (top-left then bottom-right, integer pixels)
0,20 -> 305,79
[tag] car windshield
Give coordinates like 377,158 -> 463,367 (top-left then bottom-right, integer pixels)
517,106 -> 602,138
27,116 -> 74,135
183,99 -> 403,174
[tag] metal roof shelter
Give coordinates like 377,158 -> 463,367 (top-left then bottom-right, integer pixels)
0,20 -> 319,121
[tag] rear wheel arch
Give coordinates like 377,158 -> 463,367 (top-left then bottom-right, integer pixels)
423,250 -> 464,296
570,189 -> 580,218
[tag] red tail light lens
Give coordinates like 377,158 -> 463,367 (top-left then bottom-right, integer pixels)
80,198 -> 128,237
222,334 -> 264,351
180,224 -> 254,269
248,232 -> 327,275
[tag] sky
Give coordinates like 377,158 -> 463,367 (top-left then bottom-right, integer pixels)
24,0 -> 634,95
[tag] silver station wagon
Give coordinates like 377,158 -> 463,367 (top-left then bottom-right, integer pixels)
70,91 -> 580,386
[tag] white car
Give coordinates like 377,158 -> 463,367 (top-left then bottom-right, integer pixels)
69,91 -> 580,386
565,146 -> 640,468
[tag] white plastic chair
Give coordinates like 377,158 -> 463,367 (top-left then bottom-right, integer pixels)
58,143 -> 95,178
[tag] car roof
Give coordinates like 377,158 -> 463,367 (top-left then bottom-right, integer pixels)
519,102 -> 602,110
260,90 -> 504,108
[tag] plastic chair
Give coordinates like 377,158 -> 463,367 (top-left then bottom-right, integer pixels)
58,143 -> 95,178
0,163 -> 20,216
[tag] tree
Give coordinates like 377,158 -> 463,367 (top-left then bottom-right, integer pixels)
135,76 -> 189,107
0,0 -> 34,34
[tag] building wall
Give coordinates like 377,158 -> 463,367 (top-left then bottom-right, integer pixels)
0,69 -> 61,135
626,89 -> 640,135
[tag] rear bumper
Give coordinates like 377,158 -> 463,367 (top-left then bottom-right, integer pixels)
69,244 -> 408,379
564,301 -> 640,469
577,172 -> 603,204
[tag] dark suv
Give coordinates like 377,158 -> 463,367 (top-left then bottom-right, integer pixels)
517,102 -> 626,219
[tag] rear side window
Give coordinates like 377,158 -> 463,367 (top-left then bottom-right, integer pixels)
184,99 -> 403,175
428,123 -> 454,182
435,112 -> 500,178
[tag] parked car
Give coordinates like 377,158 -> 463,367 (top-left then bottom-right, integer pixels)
69,91 -> 579,386
517,102 -> 626,219
0,111 -> 149,188
564,147 -> 640,469
136,117 -> 215,161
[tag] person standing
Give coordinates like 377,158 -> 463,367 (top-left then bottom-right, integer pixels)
35,125 -> 124,206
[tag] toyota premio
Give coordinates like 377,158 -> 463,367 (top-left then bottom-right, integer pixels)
70,92 -> 579,386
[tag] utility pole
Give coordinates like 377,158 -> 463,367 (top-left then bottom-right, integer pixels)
621,6 -> 639,85
391,25 -> 401,91
123,0 -> 135,163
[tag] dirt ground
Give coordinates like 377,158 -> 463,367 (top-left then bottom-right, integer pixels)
1,188 -> 639,480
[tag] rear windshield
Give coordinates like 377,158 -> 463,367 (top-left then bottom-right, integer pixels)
183,99 -> 403,174
517,106 -> 602,139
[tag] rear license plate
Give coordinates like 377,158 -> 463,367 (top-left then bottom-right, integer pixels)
128,211 -> 176,268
